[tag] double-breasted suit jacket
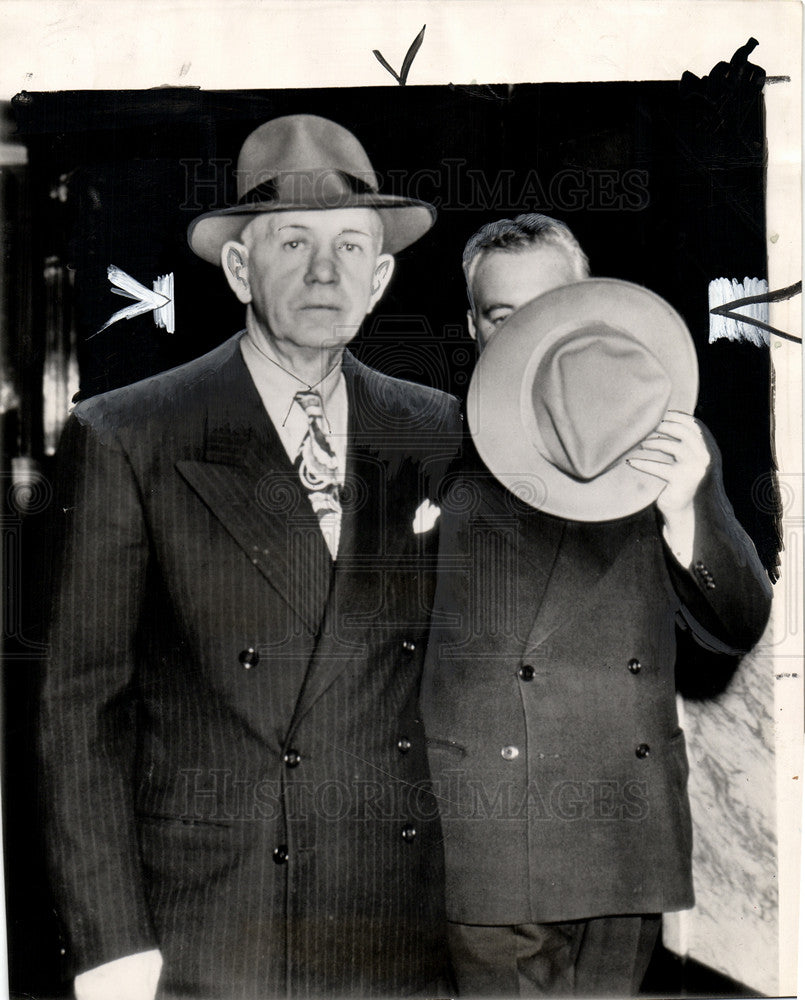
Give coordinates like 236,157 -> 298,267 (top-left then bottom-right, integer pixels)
421,432 -> 772,926
40,333 -> 461,999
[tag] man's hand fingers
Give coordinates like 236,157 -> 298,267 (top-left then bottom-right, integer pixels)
654,415 -> 698,437
629,440 -> 679,462
641,416 -> 709,461
626,457 -> 671,482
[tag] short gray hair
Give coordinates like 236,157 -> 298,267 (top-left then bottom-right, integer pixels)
463,213 -> 590,301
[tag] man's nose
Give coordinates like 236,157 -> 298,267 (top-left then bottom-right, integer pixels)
304,246 -> 338,284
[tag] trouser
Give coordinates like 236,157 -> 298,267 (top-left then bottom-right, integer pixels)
447,914 -> 662,998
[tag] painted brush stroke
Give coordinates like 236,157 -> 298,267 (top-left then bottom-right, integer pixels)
93,265 -> 175,338
708,277 -> 770,346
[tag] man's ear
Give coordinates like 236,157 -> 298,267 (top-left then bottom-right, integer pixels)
221,240 -> 252,304
467,309 -> 478,341
367,254 -> 395,312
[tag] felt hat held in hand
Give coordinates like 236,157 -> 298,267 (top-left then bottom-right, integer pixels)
467,278 -> 699,521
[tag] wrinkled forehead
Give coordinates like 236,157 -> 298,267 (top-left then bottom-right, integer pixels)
241,207 -> 383,247
470,244 -> 580,305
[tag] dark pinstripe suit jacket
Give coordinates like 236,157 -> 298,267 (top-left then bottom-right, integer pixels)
40,333 -> 461,999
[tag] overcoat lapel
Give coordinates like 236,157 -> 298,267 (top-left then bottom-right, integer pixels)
175,343 -> 333,635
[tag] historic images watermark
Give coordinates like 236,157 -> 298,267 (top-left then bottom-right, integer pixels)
179,159 -> 650,215
171,768 -> 650,824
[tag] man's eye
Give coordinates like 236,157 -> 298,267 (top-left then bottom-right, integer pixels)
337,242 -> 361,253
283,240 -> 304,250
489,312 -> 511,326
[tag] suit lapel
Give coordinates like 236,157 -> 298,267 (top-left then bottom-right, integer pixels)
522,513 -> 645,654
457,434 -> 646,657
286,352 -> 413,736
459,440 -> 565,648
176,343 -> 333,635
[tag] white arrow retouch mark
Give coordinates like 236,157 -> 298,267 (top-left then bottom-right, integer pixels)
708,277 -> 769,346
92,265 -> 175,338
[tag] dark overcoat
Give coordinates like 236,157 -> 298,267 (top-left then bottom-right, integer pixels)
420,433 -> 772,925
40,333 -> 461,999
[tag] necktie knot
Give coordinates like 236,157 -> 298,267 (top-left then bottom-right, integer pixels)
294,389 -> 326,419
295,390 -> 338,468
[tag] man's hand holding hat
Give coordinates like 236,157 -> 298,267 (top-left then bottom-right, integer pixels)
466,277 -> 769,629
627,411 -> 714,568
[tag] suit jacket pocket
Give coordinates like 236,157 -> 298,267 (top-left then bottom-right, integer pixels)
137,813 -> 234,829
425,737 -> 467,758
137,813 -> 246,890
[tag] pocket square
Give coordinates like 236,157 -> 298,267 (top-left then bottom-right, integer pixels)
413,499 -> 440,534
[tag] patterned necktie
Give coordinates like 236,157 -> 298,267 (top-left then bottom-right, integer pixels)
294,390 -> 342,558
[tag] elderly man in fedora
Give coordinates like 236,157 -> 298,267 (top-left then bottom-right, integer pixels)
421,214 -> 772,997
40,115 -> 460,1000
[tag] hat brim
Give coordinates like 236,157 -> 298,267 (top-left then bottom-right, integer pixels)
188,195 -> 436,264
467,279 -> 699,522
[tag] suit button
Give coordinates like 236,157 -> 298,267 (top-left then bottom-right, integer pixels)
635,743 -> 651,759
518,664 -> 535,681
402,640 -> 416,653
628,658 -> 642,674
401,824 -> 417,842
273,845 -> 289,864
283,749 -> 301,768
397,738 -> 412,753
694,562 -> 715,588
501,745 -> 519,760
239,648 -> 259,669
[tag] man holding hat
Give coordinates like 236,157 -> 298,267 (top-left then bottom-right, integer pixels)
421,214 -> 772,997
41,115 -> 459,1000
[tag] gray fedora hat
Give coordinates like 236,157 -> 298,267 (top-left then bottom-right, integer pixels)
188,114 -> 436,264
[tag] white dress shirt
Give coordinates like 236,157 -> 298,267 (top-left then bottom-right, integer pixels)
240,321 -> 348,559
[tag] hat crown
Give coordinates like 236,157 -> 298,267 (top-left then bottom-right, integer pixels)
532,325 -> 672,481
188,113 -> 436,264
236,114 -> 379,200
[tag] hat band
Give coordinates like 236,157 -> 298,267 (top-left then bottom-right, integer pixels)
237,170 -> 376,207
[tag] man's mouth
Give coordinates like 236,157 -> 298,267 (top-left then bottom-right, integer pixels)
300,303 -> 340,311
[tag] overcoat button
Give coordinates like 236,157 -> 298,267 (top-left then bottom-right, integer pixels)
401,824 -> 417,842
402,640 -> 416,653
635,743 -> 651,759
283,749 -> 301,768
518,664 -> 535,681
628,658 -> 642,674
273,845 -> 289,864
397,738 -> 412,753
239,648 -> 259,669
501,746 -> 519,760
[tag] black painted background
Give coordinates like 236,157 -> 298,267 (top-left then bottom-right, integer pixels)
5,82 -> 773,997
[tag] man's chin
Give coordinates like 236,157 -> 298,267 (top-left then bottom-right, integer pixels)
298,321 -> 360,349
